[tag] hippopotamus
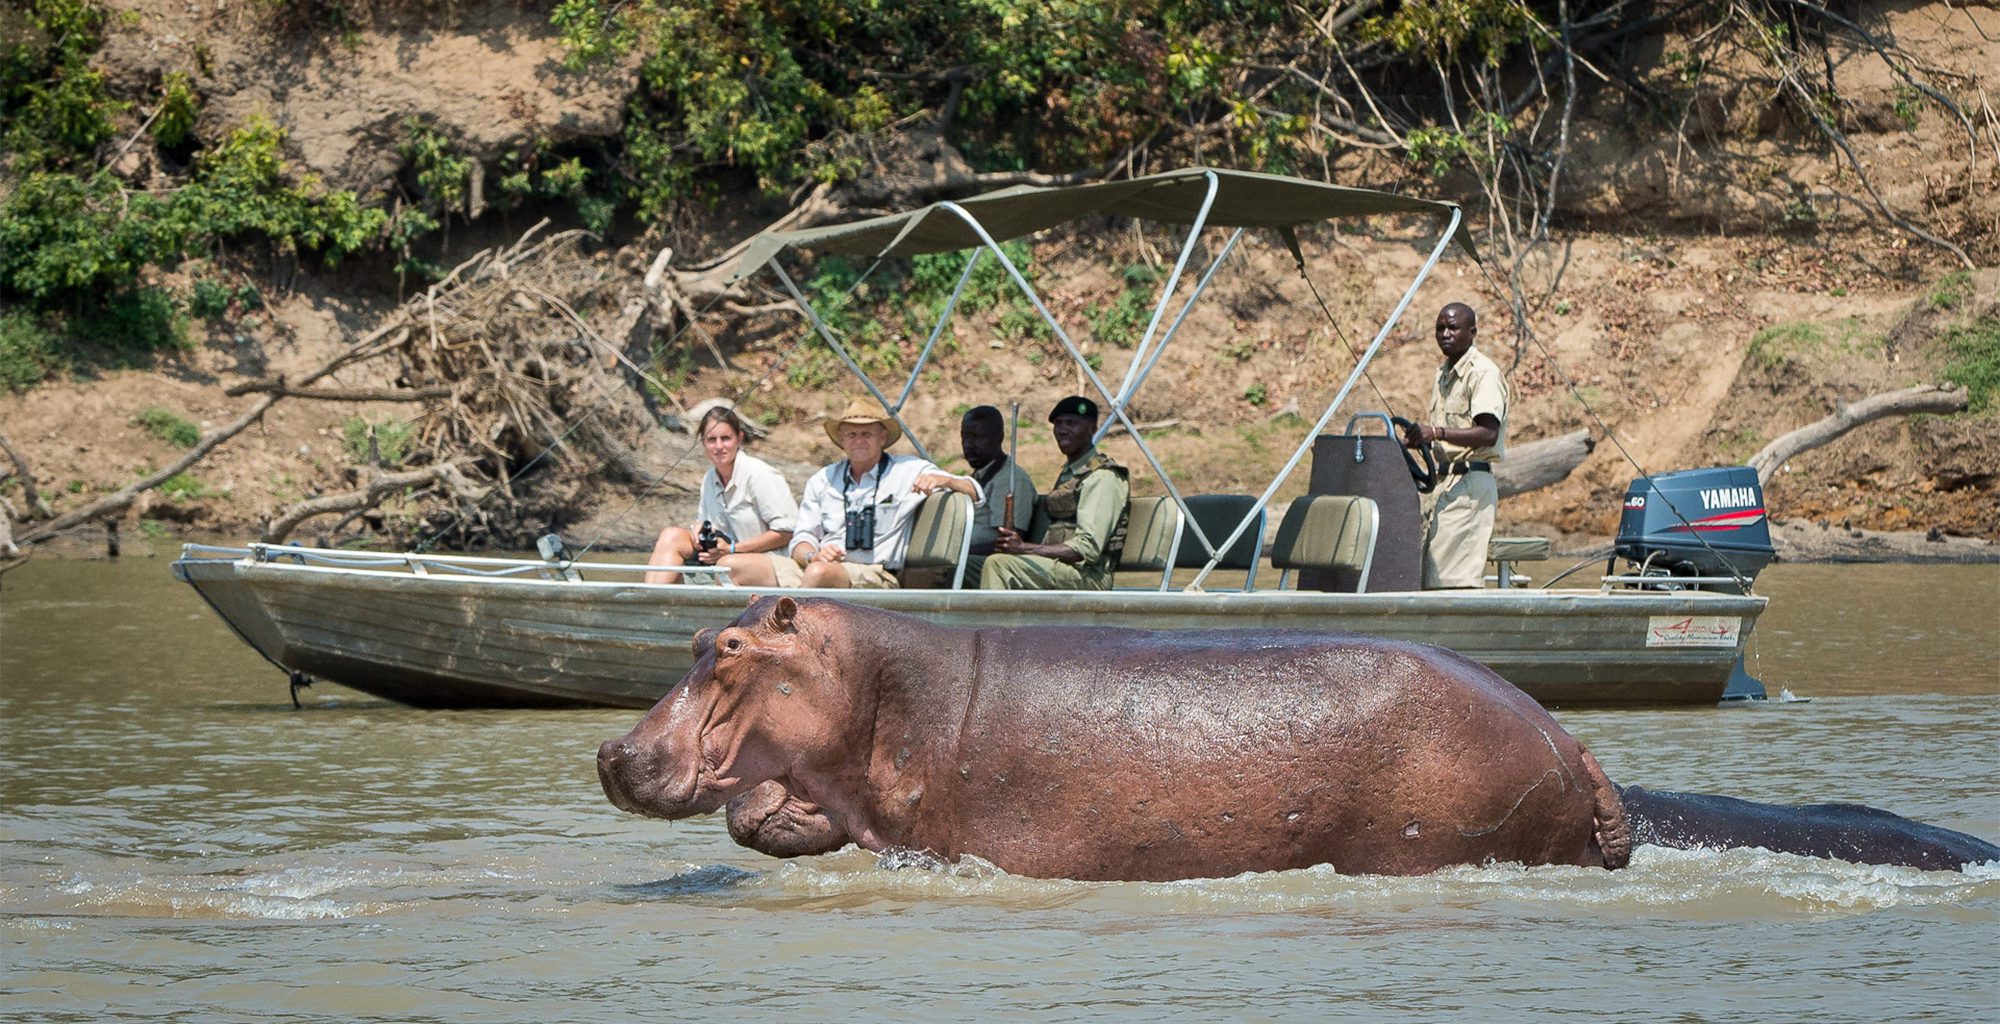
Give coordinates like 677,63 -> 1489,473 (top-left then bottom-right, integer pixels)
598,597 -> 1999,880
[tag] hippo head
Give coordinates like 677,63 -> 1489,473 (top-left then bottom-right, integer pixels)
598,596 -> 870,821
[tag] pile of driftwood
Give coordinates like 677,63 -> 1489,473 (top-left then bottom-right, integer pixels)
4,223 -> 678,561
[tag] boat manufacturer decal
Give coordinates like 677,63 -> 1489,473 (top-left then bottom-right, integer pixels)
1699,486 -> 1759,510
1645,615 -> 1742,648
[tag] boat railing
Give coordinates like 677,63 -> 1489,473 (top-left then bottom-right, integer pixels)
178,542 -> 731,582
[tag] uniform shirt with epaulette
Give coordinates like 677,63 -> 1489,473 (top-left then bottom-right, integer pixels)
1028,448 -> 1129,589
1426,344 -> 1509,467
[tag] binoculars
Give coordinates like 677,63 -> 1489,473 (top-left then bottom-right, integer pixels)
843,506 -> 877,551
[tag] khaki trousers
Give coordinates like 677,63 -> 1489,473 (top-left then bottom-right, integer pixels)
980,553 -> 1087,591
1422,470 -> 1497,589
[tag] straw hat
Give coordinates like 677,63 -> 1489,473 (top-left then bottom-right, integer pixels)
822,397 -> 902,447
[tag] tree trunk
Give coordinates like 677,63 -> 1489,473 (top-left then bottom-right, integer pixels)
1748,385 -> 1969,485
1496,429 -> 1594,498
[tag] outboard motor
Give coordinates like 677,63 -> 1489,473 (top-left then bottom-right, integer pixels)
1614,466 -> 1776,595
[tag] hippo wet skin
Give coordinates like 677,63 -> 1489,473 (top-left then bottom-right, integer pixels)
598,598 -> 1998,881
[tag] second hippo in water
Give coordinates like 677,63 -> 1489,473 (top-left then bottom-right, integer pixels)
601,597 -> 1997,880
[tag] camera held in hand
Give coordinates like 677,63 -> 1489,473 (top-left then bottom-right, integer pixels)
843,506 -> 876,551
697,520 -> 732,553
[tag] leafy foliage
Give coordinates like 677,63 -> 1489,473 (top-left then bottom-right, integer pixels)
1085,264 -> 1162,348
1,0 -> 122,169
0,115 -> 385,381
1941,315 -> 1999,414
151,71 -> 200,148
552,0 -> 1309,209
0,311 -> 66,391
75,287 -> 192,357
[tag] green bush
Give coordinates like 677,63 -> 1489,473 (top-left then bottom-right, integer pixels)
134,406 -> 201,447
2,118 -> 386,309
76,288 -> 191,357
1086,264 -> 1161,348
0,310 -> 65,391
151,71 -> 200,148
552,0 -> 1310,206
1,0 -> 122,169
189,277 -> 234,318
1941,315 -> 2000,414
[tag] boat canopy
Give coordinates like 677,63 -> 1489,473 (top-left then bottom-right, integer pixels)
726,166 -> 1467,588
730,166 -> 1463,281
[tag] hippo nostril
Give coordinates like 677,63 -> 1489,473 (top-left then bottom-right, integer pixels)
597,739 -> 637,770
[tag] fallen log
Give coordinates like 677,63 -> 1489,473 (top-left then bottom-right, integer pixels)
1496,429 -> 1594,498
1747,384 -> 1969,485
262,462 -> 480,544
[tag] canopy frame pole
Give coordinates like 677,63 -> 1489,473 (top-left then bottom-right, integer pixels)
1189,206 -> 1464,589
1114,170 -> 1219,408
896,248 -> 984,411
1102,225 -> 1245,438
933,200 -> 1203,539
768,261 -> 935,464
1096,226 -> 1247,567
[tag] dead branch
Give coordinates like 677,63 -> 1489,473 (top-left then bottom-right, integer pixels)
1495,429 -> 1595,498
224,382 -> 453,401
0,430 -> 53,519
263,462 -> 480,543
1748,384 -> 1969,484
16,328 -> 372,547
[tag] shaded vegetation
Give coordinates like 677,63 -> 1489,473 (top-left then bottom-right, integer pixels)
1,0 -> 1985,399
1941,315 -> 1999,414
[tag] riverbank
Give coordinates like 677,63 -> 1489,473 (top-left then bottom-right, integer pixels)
3,2 -> 1994,559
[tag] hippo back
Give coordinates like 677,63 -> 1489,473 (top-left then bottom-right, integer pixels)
905,625 -> 1616,880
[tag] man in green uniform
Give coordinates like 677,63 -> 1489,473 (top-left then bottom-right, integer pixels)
1401,301 -> 1509,589
981,395 -> 1129,591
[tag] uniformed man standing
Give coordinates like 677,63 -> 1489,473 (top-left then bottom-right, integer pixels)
981,395 -> 1129,591
1402,302 -> 1509,589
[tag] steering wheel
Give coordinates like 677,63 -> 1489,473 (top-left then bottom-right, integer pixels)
1390,416 -> 1439,494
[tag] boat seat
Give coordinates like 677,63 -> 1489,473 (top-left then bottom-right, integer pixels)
900,490 -> 976,589
1174,494 -> 1266,591
1488,535 -> 1551,588
1270,495 -> 1379,592
1115,496 -> 1184,591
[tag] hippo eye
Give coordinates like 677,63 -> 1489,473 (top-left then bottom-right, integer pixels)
724,636 -> 743,653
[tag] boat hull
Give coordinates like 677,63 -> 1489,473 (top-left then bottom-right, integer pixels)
175,547 -> 1767,709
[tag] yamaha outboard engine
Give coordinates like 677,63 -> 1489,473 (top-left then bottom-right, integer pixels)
1614,466 -> 1776,595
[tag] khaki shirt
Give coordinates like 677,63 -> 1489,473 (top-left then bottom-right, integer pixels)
1426,344 -> 1509,464
1033,448 -> 1130,588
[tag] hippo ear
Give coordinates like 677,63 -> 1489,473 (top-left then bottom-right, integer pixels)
770,596 -> 799,633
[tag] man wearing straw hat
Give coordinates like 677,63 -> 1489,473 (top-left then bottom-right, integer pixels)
736,397 -> 979,589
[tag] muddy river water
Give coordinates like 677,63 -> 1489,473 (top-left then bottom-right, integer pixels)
3,552 -> 1995,1022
